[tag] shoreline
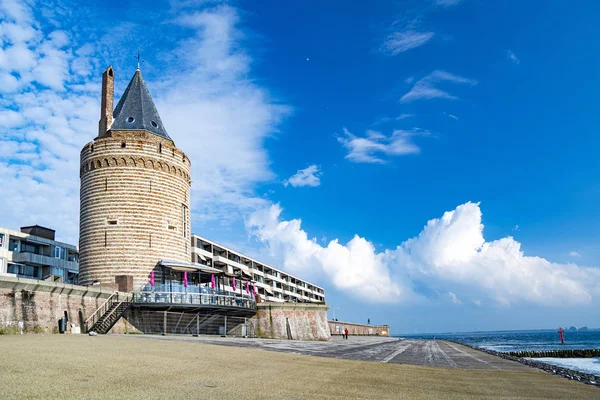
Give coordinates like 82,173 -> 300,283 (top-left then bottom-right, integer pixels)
444,340 -> 600,388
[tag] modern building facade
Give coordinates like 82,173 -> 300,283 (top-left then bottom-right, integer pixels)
78,66 -> 191,288
0,226 -> 78,284
192,235 -> 325,303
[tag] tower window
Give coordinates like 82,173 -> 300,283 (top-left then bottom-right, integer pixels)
121,142 -> 126,148
182,204 -> 188,238
158,143 -> 162,153
151,121 -> 158,128
107,220 -> 118,225
90,144 -> 94,153
126,117 -> 135,123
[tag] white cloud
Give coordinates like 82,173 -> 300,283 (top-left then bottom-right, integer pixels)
247,201 -> 600,306
246,204 -> 404,303
0,110 -> 25,127
338,127 -> 428,164
0,2 -> 289,242
443,112 -> 458,120
512,224 -> 520,231
508,50 -> 520,64
284,165 -> 322,188
156,4 -> 290,225
448,292 -> 462,304
569,251 -> 581,257
401,70 -> 477,103
435,0 -> 462,6
397,113 -> 414,120
381,31 -> 434,55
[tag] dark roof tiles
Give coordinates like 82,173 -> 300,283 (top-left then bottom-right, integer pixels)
111,69 -> 172,141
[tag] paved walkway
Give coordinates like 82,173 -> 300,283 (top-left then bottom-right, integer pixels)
128,335 -> 530,371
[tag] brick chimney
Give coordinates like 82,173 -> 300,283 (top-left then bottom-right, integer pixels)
98,66 -> 114,137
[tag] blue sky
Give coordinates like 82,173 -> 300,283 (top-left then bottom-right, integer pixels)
1,0 -> 600,333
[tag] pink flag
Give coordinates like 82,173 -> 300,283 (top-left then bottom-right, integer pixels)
210,274 -> 215,289
183,271 -> 188,287
232,277 -> 237,291
150,271 -> 155,286
245,280 -> 250,294
253,283 -> 257,296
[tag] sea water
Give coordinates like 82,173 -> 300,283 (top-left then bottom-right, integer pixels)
395,330 -> 600,376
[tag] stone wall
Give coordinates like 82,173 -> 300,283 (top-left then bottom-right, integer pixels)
255,302 -> 330,341
0,275 -> 115,333
79,131 -> 191,288
328,320 -> 390,336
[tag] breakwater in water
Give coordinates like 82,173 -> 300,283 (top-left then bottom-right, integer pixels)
508,349 -> 600,358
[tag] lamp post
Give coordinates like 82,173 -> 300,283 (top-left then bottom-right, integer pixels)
332,306 -> 339,321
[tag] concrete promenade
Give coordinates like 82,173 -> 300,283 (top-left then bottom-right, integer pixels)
130,335 -> 530,370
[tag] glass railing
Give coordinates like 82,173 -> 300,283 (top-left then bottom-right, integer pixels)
132,290 -> 256,309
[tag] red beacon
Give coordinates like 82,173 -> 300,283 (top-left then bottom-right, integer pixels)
557,327 -> 565,345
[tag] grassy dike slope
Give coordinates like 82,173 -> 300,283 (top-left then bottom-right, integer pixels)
0,335 -> 597,400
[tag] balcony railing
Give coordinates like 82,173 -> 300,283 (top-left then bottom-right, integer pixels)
132,291 -> 256,310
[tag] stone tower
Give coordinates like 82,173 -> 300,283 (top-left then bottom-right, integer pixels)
79,66 -> 191,288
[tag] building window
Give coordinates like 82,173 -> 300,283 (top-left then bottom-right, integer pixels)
22,242 -> 42,255
182,204 -> 188,238
159,143 -> 162,153
0,233 -> 4,248
9,239 -> 19,252
121,142 -> 126,148
8,264 -> 36,278
54,246 -> 64,259
107,220 -> 118,225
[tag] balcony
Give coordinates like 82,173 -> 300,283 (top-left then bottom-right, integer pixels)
132,290 -> 256,312
11,252 -> 78,271
192,247 -> 213,260
213,255 -> 252,276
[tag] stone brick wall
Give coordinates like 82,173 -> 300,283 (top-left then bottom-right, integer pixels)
328,320 -> 390,336
79,131 -> 191,289
255,302 -> 330,341
0,275 -> 114,333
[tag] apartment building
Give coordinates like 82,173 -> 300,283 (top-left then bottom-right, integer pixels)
192,234 -> 325,303
0,226 -> 79,284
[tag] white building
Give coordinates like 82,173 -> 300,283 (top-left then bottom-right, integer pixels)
191,234 -> 325,303
0,226 -> 79,284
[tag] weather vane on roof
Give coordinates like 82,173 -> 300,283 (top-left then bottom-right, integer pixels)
135,47 -> 144,70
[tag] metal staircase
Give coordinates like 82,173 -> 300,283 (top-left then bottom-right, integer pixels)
85,292 -> 132,334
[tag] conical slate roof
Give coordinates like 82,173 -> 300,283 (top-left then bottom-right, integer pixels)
111,69 -> 171,141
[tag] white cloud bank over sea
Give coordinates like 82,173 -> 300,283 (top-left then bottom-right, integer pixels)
247,202 -> 600,306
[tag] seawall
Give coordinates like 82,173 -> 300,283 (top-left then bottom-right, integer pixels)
328,320 -> 390,336
255,302 -> 330,341
0,275 -> 115,333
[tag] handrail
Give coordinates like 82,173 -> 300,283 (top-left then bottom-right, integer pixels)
84,291 -> 118,331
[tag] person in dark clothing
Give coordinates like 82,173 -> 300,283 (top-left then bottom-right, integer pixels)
344,328 -> 349,340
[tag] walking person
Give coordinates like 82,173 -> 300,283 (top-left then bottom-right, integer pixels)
344,328 -> 349,340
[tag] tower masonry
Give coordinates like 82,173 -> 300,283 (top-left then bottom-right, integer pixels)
79,66 -> 191,288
